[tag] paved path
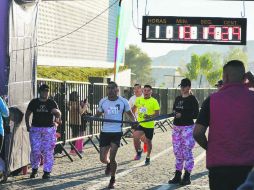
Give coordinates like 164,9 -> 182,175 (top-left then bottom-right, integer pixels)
0,126 -> 209,190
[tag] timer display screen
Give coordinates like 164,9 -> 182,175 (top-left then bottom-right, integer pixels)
142,16 -> 247,45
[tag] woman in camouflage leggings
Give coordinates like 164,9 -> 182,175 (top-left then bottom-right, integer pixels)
25,84 -> 61,179
168,78 -> 199,186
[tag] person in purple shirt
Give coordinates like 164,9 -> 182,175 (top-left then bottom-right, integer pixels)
194,60 -> 254,190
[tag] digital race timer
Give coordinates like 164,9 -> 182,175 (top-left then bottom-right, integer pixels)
142,16 -> 247,45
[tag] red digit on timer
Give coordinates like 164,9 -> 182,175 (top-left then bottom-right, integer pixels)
221,27 -> 229,41
208,26 -> 215,39
232,27 -> 241,40
183,26 -> 191,39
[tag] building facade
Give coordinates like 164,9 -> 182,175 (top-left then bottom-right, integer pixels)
37,0 -> 118,68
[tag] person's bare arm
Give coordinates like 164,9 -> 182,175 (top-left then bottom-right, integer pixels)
126,110 -> 139,128
52,108 -> 61,116
193,123 -> 208,150
154,110 -> 160,117
25,110 -> 32,132
131,105 -> 137,116
144,110 -> 160,120
245,71 -> 254,87
126,110 -> 136,122
52,108 -> 62,125
93,111 -> 103,118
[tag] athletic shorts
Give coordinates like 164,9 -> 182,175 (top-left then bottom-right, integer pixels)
135,125 -> 154,140
99,132 -> 123,147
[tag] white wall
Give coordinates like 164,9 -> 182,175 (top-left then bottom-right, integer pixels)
37,0 -> 118,67
108,69 -> 131,87
38,56 -> 122,68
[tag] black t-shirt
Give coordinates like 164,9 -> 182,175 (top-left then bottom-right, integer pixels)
196,96 -> 210,128
173,95 -> 199,126
27,98 -> 58,127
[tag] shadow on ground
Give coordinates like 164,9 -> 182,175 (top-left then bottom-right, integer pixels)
148,171 -> 208,190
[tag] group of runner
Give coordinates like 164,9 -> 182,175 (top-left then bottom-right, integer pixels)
12,59 -> 254,189
92,82 -> 161,188
91,80 -> 201,188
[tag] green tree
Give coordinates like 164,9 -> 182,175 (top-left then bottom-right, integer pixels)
180,52 -> 223,87
125,45 -> 153,85
200,53 -> 213,75
159,82 -> 166,88
224,47 -> 248,68
206,68 -> 223,86
178,48 -> 248,87
200,52 -> 223,86
184,54 -> 200,80
37,66 -> 127,82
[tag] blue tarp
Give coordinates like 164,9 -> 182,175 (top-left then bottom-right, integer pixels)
0,0 -> 9,96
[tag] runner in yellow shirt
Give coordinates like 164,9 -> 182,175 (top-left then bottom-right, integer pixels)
132,85 -> 160,165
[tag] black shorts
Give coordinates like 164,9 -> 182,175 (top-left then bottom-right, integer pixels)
135,125 -> 154,140
99,132 -> 123,147
208,166 -> 252,190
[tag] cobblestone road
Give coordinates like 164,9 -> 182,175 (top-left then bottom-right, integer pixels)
0,126 -> 209,190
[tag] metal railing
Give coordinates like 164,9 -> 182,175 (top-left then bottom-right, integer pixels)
37,78 -> 216,161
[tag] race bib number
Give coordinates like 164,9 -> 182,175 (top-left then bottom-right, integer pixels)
139,107 -> 147,114
107,107 -> 119,115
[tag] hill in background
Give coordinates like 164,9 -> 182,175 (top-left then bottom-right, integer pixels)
152,40 -> 254,69
152,40 -> 254,87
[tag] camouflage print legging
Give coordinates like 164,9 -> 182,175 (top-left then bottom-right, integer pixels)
172,125 -> 195,172
30,127 -> 56,172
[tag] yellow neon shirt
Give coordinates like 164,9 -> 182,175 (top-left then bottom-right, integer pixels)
135,97 -> 160,128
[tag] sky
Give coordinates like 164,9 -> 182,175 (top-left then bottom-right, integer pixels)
125,0 -> 254,58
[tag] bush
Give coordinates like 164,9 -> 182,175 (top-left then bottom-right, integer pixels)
37,66 -> 127,82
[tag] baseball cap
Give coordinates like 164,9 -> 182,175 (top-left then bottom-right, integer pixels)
178,78 -> 191,87
39,84 -> 49,92
215,80 -> 223,87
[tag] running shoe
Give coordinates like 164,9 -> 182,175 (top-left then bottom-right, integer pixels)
134,149 -> 143,160
145,157 -> 150,165
105,163 -> 111,176
108,177 -> 115,189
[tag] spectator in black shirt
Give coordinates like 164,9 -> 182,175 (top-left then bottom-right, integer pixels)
25,84 -> 61,179
168,78 -> 199,186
